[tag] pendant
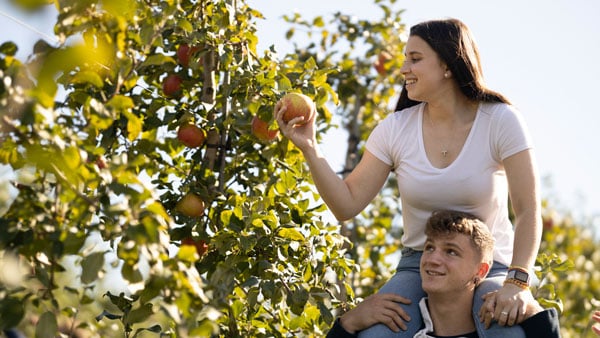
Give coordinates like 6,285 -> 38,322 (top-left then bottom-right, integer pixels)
441,150 -> 448,157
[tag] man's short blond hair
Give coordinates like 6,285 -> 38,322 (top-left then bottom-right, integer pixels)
425,209 -> 495,265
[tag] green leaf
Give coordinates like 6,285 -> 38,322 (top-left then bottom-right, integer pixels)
140,54 -> 176,68
107,95 -> 135,111
177,244 -> 199,262
178,19 -> 194,32
121,263 -> 144,283
0,297 -> 25,329
81,251 -> 105,284
0,42 -> 18,56
317,301 -> 334,324
72,70 -> 104,88
35,312 -> 58,338
125,303 -> 154,325
133,324 -> 162,337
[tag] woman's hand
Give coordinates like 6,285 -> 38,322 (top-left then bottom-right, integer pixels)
274,98 -> 317,153
479,284 -> 537,328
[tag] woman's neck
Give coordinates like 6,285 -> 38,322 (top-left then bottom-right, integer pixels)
425,96 -> 479,124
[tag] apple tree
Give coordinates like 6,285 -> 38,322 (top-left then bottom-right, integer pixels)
0,0 -> 409,336
1,0 -> 581,337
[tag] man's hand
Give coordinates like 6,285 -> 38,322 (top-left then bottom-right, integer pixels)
339,293 -> 412,334
592,310 -> 600,336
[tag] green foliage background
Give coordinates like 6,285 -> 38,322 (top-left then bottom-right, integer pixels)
0,0 -> 598,337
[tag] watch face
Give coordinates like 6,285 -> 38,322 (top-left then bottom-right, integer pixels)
514,270 -> 529,282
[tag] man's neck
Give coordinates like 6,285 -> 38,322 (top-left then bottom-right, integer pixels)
427,293 -> 477,336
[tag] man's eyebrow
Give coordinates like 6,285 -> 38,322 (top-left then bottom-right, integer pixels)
443,241 -> 465,252
426,238 -> 466,252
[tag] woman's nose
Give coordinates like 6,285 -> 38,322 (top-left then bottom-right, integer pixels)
400,61 -> 410,74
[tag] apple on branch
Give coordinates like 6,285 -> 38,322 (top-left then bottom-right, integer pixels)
277,92 -> 315,126
251,115 -> 279,141
181,237 -> 209,257
177,43 -> 202,68
176,193 -> 205,217
177,123 -> 206,148
374,50 -> 393,76
162,74 -> 183,98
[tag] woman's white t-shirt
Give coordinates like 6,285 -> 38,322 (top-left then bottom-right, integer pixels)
365,102 -> 533,265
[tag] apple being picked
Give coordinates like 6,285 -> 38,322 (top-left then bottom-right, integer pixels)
251,115 -> 279,141
162,74 -> 183,98
176,193 -> 205,217
278,92 -> 315,126
177,123 -> 205,148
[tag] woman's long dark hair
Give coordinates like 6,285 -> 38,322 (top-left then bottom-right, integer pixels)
395,18 -> 510,112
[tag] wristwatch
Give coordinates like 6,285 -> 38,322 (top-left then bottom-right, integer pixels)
506,269 -> 530,285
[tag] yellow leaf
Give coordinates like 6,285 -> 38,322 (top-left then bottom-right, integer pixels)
278,228 -> 305,242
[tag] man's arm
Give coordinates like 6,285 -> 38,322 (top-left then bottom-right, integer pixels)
326,293 -> 412,338
519,307 -> 561,338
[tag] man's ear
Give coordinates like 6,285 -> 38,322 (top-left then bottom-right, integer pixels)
477,262 -> 491,279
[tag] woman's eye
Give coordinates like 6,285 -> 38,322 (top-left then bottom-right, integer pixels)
447,250 -> 458,256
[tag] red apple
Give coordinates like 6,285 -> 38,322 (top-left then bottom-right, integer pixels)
176,193 -> 205,217
181,237 -> 209,256
177,124 -> 206,148
162,74 -> 183,98
278,92 -> 315,125
251,115 -> 279,141
374,50 -> 393,76
177,44 -> 201,68
95,156 -> 107,169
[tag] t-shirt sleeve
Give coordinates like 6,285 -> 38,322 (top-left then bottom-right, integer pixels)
365,116 -> 394,167
492,105 -> 534,161
520,308 -> 561,338
326,318 -> 358,338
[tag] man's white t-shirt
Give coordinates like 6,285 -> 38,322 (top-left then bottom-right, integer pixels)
365,102 -> 533,266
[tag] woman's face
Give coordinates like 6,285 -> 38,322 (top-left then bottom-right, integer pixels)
400,35 -> 448,102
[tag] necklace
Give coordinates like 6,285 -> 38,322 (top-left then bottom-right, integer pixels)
426,111 -> 453,157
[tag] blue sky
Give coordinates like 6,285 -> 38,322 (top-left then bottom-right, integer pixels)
1,1 -> 599,226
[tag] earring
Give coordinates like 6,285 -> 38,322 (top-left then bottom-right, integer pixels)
444,71 -> 451,78
473,277 -> 480,285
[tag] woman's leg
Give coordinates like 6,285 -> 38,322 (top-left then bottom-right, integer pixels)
473,262 -> 525,337
358,248 -> 426,338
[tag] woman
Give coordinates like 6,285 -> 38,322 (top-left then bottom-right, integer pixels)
276,18 -> 541,337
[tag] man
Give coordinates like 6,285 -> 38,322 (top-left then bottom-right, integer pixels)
327,210 -> 561,338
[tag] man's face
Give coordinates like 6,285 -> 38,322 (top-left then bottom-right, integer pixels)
420,233 -> 482,295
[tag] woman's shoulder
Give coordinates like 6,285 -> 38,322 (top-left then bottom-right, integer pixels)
478,102 -> 524,123
479,101 -> 520,115
386,103 -> 423,122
